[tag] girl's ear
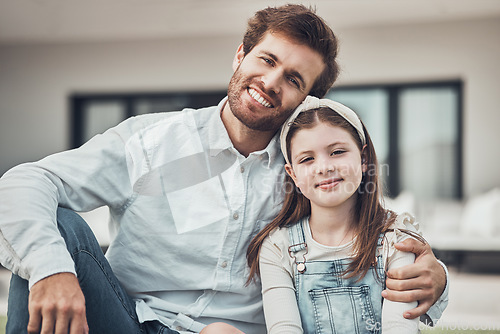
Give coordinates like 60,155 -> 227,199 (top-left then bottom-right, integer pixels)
232,43 -> 245,71
285,163 -> 299,187
361,144 -> 368,173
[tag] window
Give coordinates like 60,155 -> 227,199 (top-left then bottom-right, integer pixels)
70,91 -> 226,149
70,83 -> 462,200
325,81 -> 462,199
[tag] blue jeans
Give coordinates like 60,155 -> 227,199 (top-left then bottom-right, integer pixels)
7,207 -> 179,334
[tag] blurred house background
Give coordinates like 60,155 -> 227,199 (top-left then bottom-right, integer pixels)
1,0 -> 500,331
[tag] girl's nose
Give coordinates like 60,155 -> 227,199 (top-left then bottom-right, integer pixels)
315,159 -> 334,174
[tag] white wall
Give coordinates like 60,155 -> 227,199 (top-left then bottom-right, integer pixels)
1,17 -> 499,197
0,35 -> 239,173
333,17 -> 500,197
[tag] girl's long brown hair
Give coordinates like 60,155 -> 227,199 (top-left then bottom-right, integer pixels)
247,107 -> 395,283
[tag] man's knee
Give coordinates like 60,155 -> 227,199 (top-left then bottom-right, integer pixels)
56,207 -> 100,253
56,207 -> 91,233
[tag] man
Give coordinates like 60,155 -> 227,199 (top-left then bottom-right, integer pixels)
0,4 -> 447,334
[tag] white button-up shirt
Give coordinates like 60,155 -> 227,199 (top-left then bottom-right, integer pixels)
0,97 -> 285,333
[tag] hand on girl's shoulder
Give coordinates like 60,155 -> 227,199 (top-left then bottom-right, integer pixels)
380,212 -> 424,262
392,212 -> 421,239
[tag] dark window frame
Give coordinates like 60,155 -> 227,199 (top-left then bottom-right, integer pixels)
328,80 -> 463,198
69,91 -> 226,149
69,81 -> 463,199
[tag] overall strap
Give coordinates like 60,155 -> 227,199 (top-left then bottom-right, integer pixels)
287,218 -> 308,274
377,232 -> 385,247
288,218 -> 307,252
376,232 -> 387,282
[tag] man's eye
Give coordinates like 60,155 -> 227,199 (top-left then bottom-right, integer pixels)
288,77 -> 300,88
263,57 -> 274,66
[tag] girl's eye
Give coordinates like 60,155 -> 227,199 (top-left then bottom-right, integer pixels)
331,150 -> 346,156
298,157 -> 313,164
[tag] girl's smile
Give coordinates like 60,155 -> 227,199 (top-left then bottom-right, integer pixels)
316,177 -> 343,190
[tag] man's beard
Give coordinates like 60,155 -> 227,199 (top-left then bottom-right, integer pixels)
227,66 -> 292,133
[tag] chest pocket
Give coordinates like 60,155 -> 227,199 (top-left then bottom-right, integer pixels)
308,284 -> 380,334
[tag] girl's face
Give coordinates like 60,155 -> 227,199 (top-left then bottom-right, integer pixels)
285,122 -> 367,212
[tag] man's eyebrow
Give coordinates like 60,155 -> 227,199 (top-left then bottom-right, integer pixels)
262,51 -> 306,89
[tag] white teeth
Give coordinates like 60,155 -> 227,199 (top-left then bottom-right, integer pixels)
248,88 -> 273,108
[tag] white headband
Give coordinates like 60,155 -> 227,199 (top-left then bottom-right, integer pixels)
280,95 -> 366,165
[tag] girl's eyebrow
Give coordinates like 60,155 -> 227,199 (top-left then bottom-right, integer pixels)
295,149 -> 314,157
292,140 -> 352,157
296,142 -> 347,155
327,141 -> 349,149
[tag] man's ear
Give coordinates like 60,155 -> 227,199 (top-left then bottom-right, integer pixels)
232,43 -> 245,71
285,164 -> 299,187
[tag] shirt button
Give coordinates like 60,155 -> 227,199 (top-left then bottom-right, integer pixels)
233,212 -> 239,220
240,166 -> 245,173
221,261 -> 228,268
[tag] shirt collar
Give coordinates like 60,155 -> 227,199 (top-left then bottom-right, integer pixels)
208,96 -> 284,168
260,132 -> 283,168
207,97 -> 234,155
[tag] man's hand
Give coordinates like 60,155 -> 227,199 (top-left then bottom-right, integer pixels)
28,272 -> 89,334
382,238 -> 446,319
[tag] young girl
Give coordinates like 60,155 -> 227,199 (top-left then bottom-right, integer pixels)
245,96 -> 423,334
201,96 -> 423,333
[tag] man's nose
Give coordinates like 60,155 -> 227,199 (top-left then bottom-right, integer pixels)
262,70 -> 282,95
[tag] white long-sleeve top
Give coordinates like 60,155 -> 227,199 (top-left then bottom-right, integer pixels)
259,213 -> 424,334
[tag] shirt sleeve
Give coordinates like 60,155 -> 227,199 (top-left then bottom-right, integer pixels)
259,233 -> 303,334
420,259 -> 449,326
0,116 -> 146,289
382,247 -> 420,333
382,212 -> 450,326
381,213 -> 420,333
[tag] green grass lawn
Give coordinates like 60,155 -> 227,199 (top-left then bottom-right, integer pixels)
0,317 -> 497,334
421,331 -> 500,334
0,317 -> 5,334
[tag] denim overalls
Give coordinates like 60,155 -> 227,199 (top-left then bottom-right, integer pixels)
288,220 -> 386,334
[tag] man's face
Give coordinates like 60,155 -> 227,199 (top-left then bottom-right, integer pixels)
227,32 -> 325,133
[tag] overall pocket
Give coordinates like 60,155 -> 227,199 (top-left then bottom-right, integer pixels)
309,285 -> 379,334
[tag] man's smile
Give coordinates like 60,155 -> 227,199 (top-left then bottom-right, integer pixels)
248,88 -> 274,108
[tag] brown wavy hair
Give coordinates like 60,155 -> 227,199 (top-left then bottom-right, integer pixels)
242,4 -> 340,98
247,107 -> 396,283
